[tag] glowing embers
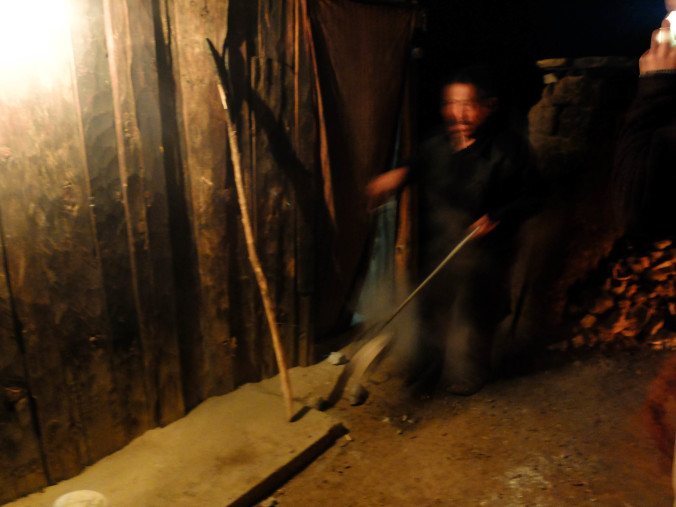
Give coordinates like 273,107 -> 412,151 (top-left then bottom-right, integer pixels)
561,239 -> 676,351
0,0 -> 72,94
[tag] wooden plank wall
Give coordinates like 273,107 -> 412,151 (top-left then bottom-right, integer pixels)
253,0 -> 318,371
252,0 -> 309,375
0,161 -> 47,506
164,0 -> 318,394
0,9 -> 127,487
0,0 -> 320,501
100,0 -> 185,427
163,0 -> 235,407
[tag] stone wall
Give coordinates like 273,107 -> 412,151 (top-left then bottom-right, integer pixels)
509,56 -> 640,348
530,56 -> 637,187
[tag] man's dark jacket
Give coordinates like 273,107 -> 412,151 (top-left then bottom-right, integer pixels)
613,74 -> 676,239
408,117 -> 542,271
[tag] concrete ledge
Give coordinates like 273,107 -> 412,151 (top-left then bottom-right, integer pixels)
3,380 -> 347,507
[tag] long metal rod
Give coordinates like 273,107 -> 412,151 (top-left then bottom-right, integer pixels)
326,227 -> 479,407
371,226 -> 479,337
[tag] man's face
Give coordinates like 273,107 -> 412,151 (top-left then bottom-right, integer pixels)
666,0 -> 676,12
441,83 -> 496,141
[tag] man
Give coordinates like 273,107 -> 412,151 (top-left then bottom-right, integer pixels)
613,14 -> 676,239
612,8 -> 676,505
367,65 -> 541,395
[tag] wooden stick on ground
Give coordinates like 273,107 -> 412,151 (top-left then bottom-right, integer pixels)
209,46 -> 294,422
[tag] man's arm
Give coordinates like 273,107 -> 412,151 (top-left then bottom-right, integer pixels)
365,166 -> 409,210
468,213 -> 500,238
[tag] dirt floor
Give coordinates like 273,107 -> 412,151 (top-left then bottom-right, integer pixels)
261,344 -> 674,507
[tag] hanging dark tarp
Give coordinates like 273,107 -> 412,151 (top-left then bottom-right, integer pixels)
307,0 -> 417,335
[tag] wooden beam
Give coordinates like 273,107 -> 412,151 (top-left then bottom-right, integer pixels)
0,177 -> 47,502
69,0 -> 155,442
103,0 -> 185,424
164,0 -> 235,403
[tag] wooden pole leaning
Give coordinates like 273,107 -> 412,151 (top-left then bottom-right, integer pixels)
208,42 -> 295,422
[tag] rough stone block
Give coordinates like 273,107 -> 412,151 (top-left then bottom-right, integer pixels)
536,58 -> 570,70
528,103 -> 559,136
529,134 -> 578,157
543,73 -> 558,85
558,106 -> 595,138
560,106 -> 623,140
550,76 -> 586,106
536,59 -> 571,83
572,56 -> 637,73
540,83 -> 555,105
529,133 -> 591,184
582,77 -> 636,107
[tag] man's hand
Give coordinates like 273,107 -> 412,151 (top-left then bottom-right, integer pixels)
467,214 -> 499,239
640,19 -> 676,75
365,167 -> 408,210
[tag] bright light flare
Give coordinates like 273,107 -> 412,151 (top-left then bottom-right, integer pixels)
0,0 -> 72,92
657,11 -> 676,46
